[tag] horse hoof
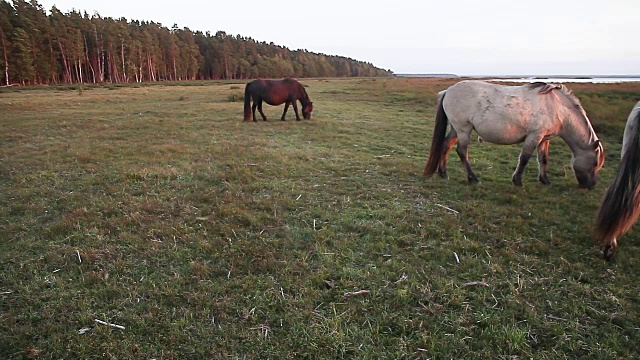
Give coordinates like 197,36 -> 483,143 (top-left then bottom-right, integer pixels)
512,176 -> 523,186
539,176 -> 551,185
468,176 -> 480,184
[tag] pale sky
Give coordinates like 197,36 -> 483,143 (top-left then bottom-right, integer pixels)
36,0 -> 639,76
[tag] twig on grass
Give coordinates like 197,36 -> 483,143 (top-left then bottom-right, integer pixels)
250,324 -> 271,339
344,290 -> 370,298
435,203 -> 459,215
94,319 -> 125,330
545,314 -> 566,321
395,273 -> 408,284
462,281 -> 490,288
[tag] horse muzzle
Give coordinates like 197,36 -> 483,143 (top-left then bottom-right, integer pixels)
576,173 -> 597,190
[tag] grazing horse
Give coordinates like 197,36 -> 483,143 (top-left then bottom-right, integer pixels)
243,78 -> 313,121
595,101 -> 640,261
423,80 -> 605,188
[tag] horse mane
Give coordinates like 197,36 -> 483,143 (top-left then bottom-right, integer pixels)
529,82 -> 585,111
528,82 -> 582,107
529,82 -> 597,140
528,82 -> 560,93
297,81 -> 311,103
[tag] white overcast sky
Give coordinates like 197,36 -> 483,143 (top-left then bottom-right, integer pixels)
36,0 -> 638,76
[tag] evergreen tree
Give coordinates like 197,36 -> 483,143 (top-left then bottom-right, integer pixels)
10,26 -> 34,84
0,1 -> 14,85
0,0 -> 393,85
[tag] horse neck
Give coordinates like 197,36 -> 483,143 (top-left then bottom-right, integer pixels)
558,105 -> 597,153
298,86 -> 310,104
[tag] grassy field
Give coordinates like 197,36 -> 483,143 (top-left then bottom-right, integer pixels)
1,77 -> 639,359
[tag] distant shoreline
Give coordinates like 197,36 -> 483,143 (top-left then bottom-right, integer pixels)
395,74 -> 640,83
396,74 -> 640,78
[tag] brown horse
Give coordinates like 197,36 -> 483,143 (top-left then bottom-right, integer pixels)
243,78 -> 313,121
596,101 -> 640,261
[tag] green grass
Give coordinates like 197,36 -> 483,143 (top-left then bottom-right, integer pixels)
1,78 -> 640,359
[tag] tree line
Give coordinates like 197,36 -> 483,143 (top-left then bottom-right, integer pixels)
0,0 -> 393,86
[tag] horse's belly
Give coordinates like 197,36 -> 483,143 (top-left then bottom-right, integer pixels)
472,105 -> 533,144
474,123 -> 527,145
263,97 -> 287,106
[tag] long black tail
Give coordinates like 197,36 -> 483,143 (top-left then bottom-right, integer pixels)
423,91 -> 448,177
243,83 -> 252,121
595,103 -> 640,244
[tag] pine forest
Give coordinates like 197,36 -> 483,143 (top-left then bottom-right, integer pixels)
0,0 -> 393,86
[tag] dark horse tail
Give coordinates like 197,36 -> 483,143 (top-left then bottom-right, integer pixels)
423,91 -> 448,177
595,104 -> 640,258
243,82 -> 252,121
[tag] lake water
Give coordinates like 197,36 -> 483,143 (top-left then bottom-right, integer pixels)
490,77 -> 640,84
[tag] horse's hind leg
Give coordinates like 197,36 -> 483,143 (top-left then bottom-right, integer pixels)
281,102 -> 290,121
257,100 -> 267,121
537,140 -> 551,185
438,129 -> 458,179
512,136 -> 540,186
251,102 -> 259,122
455,133 -> 479,184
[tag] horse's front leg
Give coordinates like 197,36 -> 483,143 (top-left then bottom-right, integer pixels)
455,133 -> 479,184
512,137 -> 540,186
281,102 -> 290,121
291,100 -> 301,121
537,140 -> 551,185
257,100 -> 268,121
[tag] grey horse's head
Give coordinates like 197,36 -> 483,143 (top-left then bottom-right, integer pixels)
572,140 -> 604,190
